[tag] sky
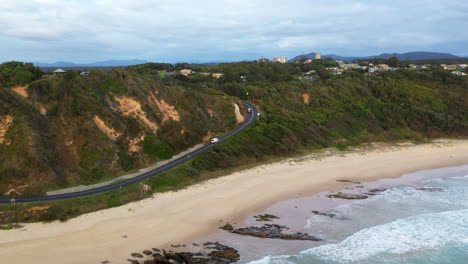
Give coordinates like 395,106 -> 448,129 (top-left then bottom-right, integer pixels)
1,0 -> 467,63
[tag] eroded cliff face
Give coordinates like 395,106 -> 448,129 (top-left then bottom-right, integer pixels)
0,115 -> 13,145
0,68 -> 243,194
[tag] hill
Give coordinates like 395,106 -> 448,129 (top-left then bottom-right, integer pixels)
291,51 -> 461,62
0,62 -> 244,195
34,60 -> 149,68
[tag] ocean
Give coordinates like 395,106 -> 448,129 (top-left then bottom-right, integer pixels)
248,165 -> 468,264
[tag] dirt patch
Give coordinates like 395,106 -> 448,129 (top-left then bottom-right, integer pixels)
0,115 -> 13,145
26,206 -> 51,212
149,92 -> 180,122
11,85 -> 29,98
93,116 -> 121,141
128,134 -> 145,152
39,105 -> 47,115
114,96 -> 159,134
233,103 -> 245,123
302,93 -> 311,104
203,132 -> 213,143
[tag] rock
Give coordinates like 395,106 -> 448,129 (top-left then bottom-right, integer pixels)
143,250 -> 153,255
368,188 -> 387,193
131,253 -> 144,258
416,187 -> 444,192
219,223 -> 234,232
144,260 -> 155,264
336,180 -> 360,184
222,223 -> 322,241
327,193 -> 368,200
127,260 -> 140,264
253,214 -> 280,222
152,255 -> 170,264
152,248 -> 161,253
311,210 -> 351,220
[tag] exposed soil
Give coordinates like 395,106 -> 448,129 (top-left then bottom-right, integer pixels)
11,85 -> 29,98
93,115 -> 121,141
0,115 -> 13,145
233,103 -> 244,123
114,96 -> 159,134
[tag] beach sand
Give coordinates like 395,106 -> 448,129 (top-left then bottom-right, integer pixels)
1,140 -> 468,264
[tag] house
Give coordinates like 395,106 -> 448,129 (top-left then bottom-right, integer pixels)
272,57 -> 288,63
304,59 -> 314,64
53,69 -> 66,75
341,63 -> 359,70
212,73 -> 224,79
451,71 -> 466,76
458,64 -> 467,69
80,72 -> 89,76
446,65 -> 457,70
377,64 -> 390,70
180,69 -> 192,76
258,58 -> 269,63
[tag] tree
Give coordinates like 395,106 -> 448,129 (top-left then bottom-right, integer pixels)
388,56 -> 399,67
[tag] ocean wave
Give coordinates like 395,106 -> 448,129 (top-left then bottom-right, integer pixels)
249,209 -> 468,264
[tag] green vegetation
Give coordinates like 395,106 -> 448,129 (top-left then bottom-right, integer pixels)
0,60 -> 467,224
0,62 -> 43,87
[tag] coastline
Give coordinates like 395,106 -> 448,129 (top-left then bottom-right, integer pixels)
1,139 -> 468,264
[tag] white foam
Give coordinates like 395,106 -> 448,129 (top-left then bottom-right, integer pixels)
302,209 -> 468,262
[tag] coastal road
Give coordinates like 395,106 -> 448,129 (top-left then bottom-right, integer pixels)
0,101 -> 258,204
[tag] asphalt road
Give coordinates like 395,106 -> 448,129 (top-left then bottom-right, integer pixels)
0,101 -> 258,204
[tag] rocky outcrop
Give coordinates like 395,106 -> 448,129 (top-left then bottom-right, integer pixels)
128,242 -> 239,264
326,193 -> 368,200
254,214 -> 280,222
312,211 -> 351,220
220,223 -> 322,241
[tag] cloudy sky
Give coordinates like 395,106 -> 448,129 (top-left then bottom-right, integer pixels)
1,0 -> 467,63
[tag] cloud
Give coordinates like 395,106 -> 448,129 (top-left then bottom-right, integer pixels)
0,0 -> 467,62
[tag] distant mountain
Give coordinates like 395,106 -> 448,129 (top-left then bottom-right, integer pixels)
291,52 -> 461,62
374,52 -> 459,60
35,59 -> 148,68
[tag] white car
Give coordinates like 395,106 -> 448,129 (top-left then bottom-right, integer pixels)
210,137 -> 220,144
247,108 -> 252,113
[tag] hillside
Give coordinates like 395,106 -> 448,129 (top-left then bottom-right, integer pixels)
0,63 -> 244,195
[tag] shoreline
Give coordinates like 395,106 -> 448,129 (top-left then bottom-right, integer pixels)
1,139 -> 468,264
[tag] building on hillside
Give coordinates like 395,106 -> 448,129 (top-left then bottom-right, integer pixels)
377,64 -> 390,70
258,58 -> 269,63
446,65 -> 457,70
199,72 -> 211,77
304,59 -> 314,64
315,53 -> 322,60
180,69 -> 192,76
272,57 -> 288,63
53,69 -> 66,75
212,73 -> 224,79
341,63 -> 360,70
458,64 -> 467,69
80,71 -> 89,76
451,71 -> 466,76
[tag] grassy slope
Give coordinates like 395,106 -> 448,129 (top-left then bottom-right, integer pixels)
0,68 -> 241,195
0,67 -> 467,224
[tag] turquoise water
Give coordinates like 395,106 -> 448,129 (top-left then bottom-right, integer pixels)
249,171 -> 468,264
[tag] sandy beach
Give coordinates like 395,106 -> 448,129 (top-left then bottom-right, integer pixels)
1,139 -> 468,264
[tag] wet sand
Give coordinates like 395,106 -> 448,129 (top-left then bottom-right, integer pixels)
1,140 -> 468,264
